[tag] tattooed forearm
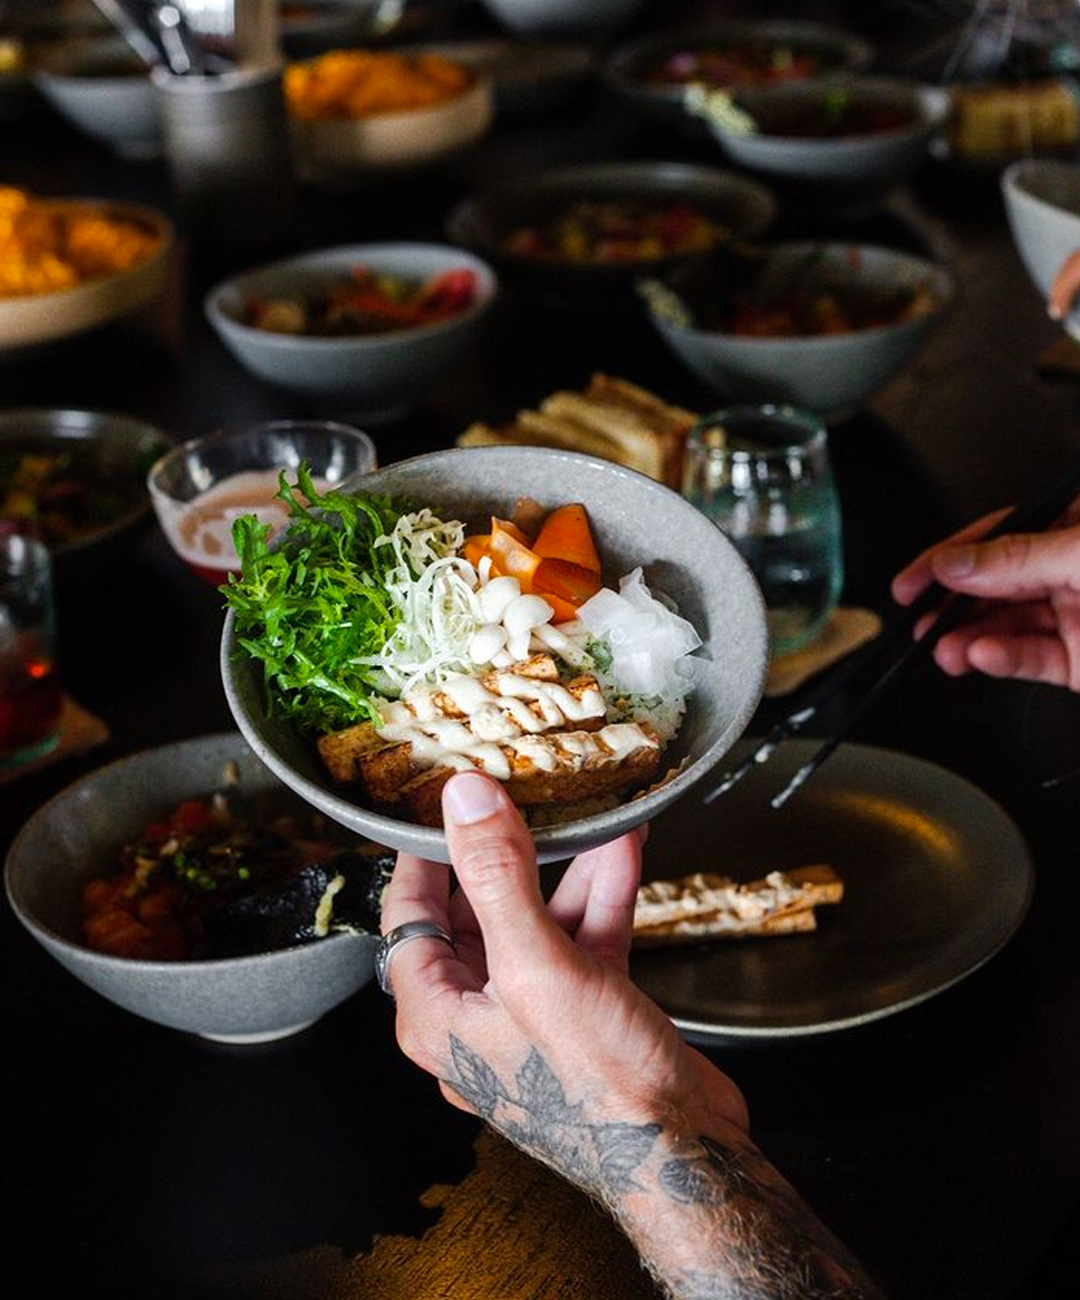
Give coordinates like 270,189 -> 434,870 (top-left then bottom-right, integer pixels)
443,1035 -> 886,1300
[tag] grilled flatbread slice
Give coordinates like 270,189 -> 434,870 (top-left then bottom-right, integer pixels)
633,864 -> 843,946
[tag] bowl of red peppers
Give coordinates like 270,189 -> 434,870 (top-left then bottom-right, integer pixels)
205,242 -> 498,422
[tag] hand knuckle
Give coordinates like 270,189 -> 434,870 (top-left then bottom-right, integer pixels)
455,833 -> 522,895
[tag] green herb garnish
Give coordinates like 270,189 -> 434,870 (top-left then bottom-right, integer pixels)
223,463 -> 408,732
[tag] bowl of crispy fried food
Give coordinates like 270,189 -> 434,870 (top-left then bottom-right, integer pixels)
0,187 -> 172,353
285,47 -> 494,182
221,446 -> 769,864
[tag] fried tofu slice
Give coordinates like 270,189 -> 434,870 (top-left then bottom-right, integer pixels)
316,722 -> 388,784
401,725 -> 662,827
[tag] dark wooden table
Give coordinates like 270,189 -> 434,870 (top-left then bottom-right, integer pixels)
2,4 -> 1079,1298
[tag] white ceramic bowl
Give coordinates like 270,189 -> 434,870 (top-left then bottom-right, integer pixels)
478,0 -> 645,36
289,69 -> 493,182
205,242 -> 498,422
34,36 -> 160,159
703,78 -> 949,209
1001,159 -> 1080,340
0,199 -> 173,353
221,446 -> 770,865
4,732 -> 381,1044
648,242 -> 955,422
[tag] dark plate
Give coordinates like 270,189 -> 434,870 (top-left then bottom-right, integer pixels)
632,739 -> 1033,1043
445,160 -> 776,311
0,409 -> 171,576
603,20 -> 875,131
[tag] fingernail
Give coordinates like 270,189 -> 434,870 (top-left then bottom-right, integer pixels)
1048,303 -> 1063,322
936,545 -> 976,577
444,773 -> 503,825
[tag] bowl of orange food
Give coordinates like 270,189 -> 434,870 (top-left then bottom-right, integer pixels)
5,732 -> 387,1043
0,187 -> 173,353
285,47 -> 494,182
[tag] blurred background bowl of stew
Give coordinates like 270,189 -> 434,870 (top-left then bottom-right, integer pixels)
692,76 -> 950,213
204,242 -> 498,422
645,241 -> 956,422
4,732 -> 385,1044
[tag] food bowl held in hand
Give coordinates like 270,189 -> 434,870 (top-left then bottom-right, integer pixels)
4,732 -> 383,1043
220,446 -> 770,865
691,77 -> 949,210
34,35 -> 160,159
204,242 -> 497,422
446,160 -> 776,310
0,408 -> 169,578
1001,159 -> 1080,340
646,242 -> 955,422
147,418 -> 377,584
285,47 -> 494,182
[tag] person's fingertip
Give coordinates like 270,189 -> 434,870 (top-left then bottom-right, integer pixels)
443,772 -> 508,826
1048,302 -> 1064,322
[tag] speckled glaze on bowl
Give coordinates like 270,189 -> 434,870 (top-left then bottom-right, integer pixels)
221,447 -> 770,864
1001,159 -> 1080,341
4,733 -> 379,1043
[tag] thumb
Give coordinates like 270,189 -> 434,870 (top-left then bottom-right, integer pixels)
931,528 -> 1080,598
442,772 -> 566,976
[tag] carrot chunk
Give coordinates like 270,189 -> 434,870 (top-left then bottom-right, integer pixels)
532,503 -> 601,573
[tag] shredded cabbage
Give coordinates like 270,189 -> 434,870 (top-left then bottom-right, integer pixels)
352,510 -> 484,694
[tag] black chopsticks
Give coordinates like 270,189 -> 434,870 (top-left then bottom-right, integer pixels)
704,455 -> 1080,810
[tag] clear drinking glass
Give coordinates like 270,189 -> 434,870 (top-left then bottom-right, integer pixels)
682,404 -> 844,657
147,418 -> 378,584
0,533 -> 63,767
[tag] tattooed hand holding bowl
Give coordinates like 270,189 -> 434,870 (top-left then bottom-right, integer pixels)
382,772 -> 886,1298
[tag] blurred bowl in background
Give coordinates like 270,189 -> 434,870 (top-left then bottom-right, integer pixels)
478,0 -> 645,38
279,0 -> 382,59
286,49 -> 494,183
205,242 -> 498,421
1001,158 -> 1080,340
0,198 -> 173,354
647,242 -> 955,422
147,418 -> 377,584
4,732 -> 382,1044
0,408 -> 169,579
696,77 -> 949,212
34,35 -> 159,159
603,20 -> 874,132
446,160 -> 776,312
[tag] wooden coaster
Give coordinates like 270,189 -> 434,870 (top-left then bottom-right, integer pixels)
765,608 -> 883,699
1036,334 -> 1080,379
0,695 -> 109,786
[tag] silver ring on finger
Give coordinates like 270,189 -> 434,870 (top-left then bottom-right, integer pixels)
375,920 -> 455,998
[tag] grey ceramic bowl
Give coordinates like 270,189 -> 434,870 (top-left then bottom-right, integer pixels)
446,160 -> 776,311
479,0 -> 645,36
205,243 -> 497,422
603,20 -> 874,131
648,242 -> 956,422
35,36 -> 160,159
1001,159 -> 1080,341
0,408 -> 170,578
700,78 -> 949,210
221,447 -> 770,864
4,732 -> 379,1044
